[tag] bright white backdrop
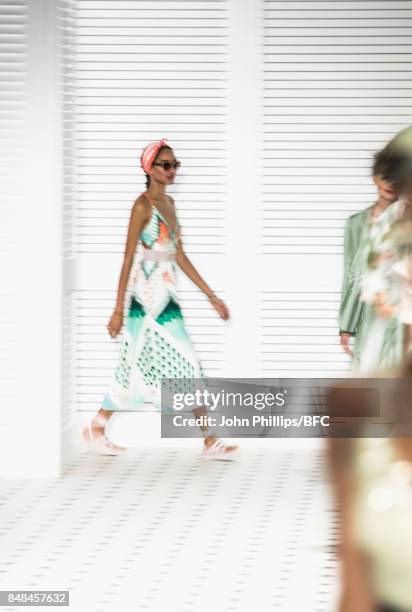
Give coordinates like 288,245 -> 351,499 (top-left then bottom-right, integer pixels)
70,0 -> 412,450
2,0 -> 412,475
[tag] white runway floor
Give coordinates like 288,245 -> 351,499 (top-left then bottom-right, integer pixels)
0,448 -> 339,612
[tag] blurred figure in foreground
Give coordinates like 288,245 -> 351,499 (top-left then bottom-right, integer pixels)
327,356 -> 412,612
330,126 -> 412,611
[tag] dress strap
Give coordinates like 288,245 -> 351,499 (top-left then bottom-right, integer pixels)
143,191 -> 179,238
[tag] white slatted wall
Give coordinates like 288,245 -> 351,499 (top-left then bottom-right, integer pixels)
73,0 -> 230,415
60,0 -> 77,433
0,1 -> 27,439
1,0 -> 67,475
71,0 -> 412,425
260,291 -> 345,376
259,0 -> 412,376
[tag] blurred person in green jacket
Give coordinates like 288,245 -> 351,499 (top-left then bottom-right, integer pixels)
339,137 -> 412,372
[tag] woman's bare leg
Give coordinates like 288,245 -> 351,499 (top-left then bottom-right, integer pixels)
192,406 -> 238,451
82,407 -> 127,453
91,408 -> 114,436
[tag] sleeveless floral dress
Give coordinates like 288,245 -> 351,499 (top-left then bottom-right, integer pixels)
101,194 -> 205,412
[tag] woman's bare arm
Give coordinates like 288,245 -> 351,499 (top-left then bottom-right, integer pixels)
174,235 -> 230,321
167,196 -> 229,320
168,196 -> 214,298
113,196 -> 148,313
174,237 -> 215,298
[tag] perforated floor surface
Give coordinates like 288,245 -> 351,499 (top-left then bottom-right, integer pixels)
0,448 -> 339,612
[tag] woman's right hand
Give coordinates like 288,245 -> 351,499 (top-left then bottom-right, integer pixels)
107,312 -> 123,338
340,332 -> 354,357
208,294 -> 230,320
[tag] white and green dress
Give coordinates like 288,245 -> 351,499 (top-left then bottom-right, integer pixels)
102,198 -> 205,412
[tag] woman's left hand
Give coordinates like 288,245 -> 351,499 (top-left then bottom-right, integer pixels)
376,302 -> 397,319
373,292 -> 397,319
208,294 -> 230,320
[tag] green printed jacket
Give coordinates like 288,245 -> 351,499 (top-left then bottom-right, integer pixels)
338,208 -> 370,335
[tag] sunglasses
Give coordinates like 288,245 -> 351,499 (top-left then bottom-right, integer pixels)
152,160 -> 181,171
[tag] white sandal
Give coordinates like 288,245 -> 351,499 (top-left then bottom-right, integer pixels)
82,415 -> 127,456
201,439 -> 239,461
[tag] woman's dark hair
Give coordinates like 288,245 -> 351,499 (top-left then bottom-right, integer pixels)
372,147 -> 391,178
144,145 -> 173,189
373,125 -> 412,192
372,145 -> 412,192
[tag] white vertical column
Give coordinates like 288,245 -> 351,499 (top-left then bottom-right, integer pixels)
0,0 -> 26,470
6,0 -> 64,477
226,0 -> 263,377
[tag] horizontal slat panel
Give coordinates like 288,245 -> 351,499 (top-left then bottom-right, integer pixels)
76,54 -> 228,62
0,0 -> 27,435
266,19 -> 412,27
264,28 -> 412,35
264,64 -> 412,73
265,36 -> 412,44
265,79 -> 412,88
73,2 -> 230,415
76,44 -> 229,54
260,292 -> 350,375
77,1 -> 226,9
77,35 -> 228,45
75,0 -> 229,252
78,10 -> 227,18
266,1 -> 412,8
60,0 -> 77,434
266,10 -> 412,18
75,99 -> 227,107
77,19 -> 227,28
265,45 -> 412,54
264,55 -> 412,62
76,70 -> 226,79
261,0 -> 412,255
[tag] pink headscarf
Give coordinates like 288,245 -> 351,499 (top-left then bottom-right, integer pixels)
140,138 -> 170,174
